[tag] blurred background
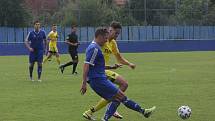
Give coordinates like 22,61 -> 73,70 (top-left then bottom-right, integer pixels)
0,0 -> 215,52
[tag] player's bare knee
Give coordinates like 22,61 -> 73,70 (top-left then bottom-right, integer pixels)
114,90 -> 125,102
122,80 -> 128,90
116,76 -> 128,91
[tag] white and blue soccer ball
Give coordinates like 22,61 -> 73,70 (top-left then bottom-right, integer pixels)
177,106 -> 191,119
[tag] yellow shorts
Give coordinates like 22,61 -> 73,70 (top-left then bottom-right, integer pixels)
49,46 -> 58,53
105,70 -> 119,82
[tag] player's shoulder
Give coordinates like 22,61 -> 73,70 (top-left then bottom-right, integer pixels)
87,42 -> 100,51
29,30 -> 34,34
28,31 -> 35,37
110,39 -> 117,44
48,31 -> 54,35
40,30 -> 46,34
49,30 -> 54,34
88,42 -> 97,49
102,42 -> 108,47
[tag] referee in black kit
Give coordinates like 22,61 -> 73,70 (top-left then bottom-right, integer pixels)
60,25 -> 79,74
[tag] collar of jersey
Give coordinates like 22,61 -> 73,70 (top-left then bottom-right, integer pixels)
34,29 -> 41,34
92,40 -> 101,49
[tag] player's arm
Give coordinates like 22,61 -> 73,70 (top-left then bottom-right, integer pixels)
81,63 -> 89,95
45,33 -> 51,51
44,39 -> 48,53
24,32 -> 34,52
80,48 -> 98,95
43,32 -> 48,52
65,35 -> 79,46
65,40 -> 78,46
114,53 -> 135,69
105,64 -> 122,70
112,41 -> 136,69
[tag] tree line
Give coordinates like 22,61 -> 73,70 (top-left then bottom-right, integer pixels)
1,0 -> 215,27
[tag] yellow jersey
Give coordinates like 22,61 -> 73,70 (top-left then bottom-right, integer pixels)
101,39 -> 119,65
48,31 -> 58,47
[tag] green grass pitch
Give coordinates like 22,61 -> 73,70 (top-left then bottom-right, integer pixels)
0,51 -> 215,121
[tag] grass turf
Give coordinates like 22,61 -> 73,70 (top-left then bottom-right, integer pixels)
0,51 -> 214,121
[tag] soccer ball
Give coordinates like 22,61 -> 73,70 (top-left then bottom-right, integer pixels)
177,106 -> 191,119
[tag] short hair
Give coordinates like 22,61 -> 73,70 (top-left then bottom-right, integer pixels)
110,21 -> 122,29
95,27 -> 108,38
34,20 -> 40,25
52,24 -> 57,26
71,24 -> 77,29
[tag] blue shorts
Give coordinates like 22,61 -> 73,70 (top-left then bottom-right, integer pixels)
89,77 -> 119,101
29,50 -> 43,63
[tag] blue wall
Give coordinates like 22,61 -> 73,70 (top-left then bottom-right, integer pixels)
1,26 -> 215,42
1,26 -> 215,55
1,40 -> 215,56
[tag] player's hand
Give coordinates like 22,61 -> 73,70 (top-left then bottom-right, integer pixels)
29,48 -> 34,52
80,83 -> 87,95
114,64 -> 123,69
128,63 -> 136,69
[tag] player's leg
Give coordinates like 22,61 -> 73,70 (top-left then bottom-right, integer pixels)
37,50 -> 43,82
43,52 -> 52,64
59,52 -> 74,73
29,62 -> 35,81
29,52 -> 35,81
54,47 -> 60,65
83,70 -> 124,119
85,77 -> 119,120
114,75 -> 128,92
106,70 -> 128,92
103,90 -> 156,121
37,62 -> 42,82
83,98 -> 109,120
55,52 -> 60,65
71,53 -> 78,74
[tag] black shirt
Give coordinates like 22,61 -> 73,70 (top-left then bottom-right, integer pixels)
66,32 -> 78,53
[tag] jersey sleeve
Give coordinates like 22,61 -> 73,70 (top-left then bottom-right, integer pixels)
43,31 -> 46,40
56,32 -> 59,38
47,32 -> 52,40
26,32 -> 31,41
111,40 -> 120,55
84,48 -> 98,66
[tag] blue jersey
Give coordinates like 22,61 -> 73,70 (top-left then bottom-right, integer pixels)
27,30 -> 46,50
85,41 -> 106,78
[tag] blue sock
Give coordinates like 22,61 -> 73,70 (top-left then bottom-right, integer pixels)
104,100 -> 120,120
122,96 -> 144,113
37,65 -> 42,79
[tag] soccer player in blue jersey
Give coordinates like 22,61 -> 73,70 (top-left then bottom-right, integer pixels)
80,27 -> 156,121
25,21 -> 47,82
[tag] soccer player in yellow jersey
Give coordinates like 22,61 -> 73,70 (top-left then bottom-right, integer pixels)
83,21 -> 136,120
43,24 -> 60,65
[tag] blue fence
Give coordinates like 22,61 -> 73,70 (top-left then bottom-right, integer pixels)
1,40 -> 215,56
0,26 -> 215,43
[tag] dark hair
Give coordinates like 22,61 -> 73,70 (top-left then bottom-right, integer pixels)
95,27 -> 108,38
34,20 -> 40,25
110,21 -> 122,29
71,24 -> 77,29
